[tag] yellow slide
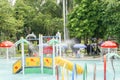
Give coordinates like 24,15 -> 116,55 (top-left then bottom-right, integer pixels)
55,57 -> 83,74
13,59 -> 22,74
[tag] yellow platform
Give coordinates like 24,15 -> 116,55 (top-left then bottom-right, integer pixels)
25,57 -> 40,67
13,57 -> 83,74
43,57 -> 52,67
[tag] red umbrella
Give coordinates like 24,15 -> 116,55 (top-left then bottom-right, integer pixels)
0,41 -> 14,48
101,41 -> 118,48
0,41 -> 14,59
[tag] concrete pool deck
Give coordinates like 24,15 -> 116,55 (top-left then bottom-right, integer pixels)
0,55 -> 120,80
62,55 -> 102,61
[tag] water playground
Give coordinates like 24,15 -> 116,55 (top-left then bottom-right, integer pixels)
0,32 -> 120,80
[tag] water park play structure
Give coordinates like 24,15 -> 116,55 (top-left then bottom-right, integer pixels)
12,32 -> 84,80
0,33 -> 119,80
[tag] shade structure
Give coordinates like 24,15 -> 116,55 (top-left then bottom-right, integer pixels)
0,41 -> 14,60
48,38 -> 59,45
100,41 -> 118,48
73,44 -> 86,49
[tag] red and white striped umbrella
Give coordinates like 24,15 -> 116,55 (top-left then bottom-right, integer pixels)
0,41 -> 14,48
0,41 -> 14,60
101,41 -> 118,48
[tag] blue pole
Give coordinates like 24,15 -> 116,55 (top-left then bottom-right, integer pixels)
72,64 -> 77,80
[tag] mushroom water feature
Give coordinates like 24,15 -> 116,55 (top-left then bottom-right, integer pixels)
0,41 -> 14,60
14,37 -> 30,74
100,40 -> 118,80
100,40 -> 118,53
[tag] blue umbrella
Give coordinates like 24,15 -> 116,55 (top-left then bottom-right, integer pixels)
61,43 -> 68,49
73,44 -> 86,49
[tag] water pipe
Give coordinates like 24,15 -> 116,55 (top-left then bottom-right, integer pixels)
39,34 -> 43,74
72,68 -> 74,80
111,58 -> 115,80
56,66 -> 59,80
6,48 -> 9,60
61,64 -> 66,80
64,64 -> 69,80
53,43 -> 56,77
72,64 -> 77,80
83,63 -> 87,80
56,31 -> 62,56
93,64 -> 96,80
21,41 -> 25,74
106,53 -> 120,59
104,55 -> 106,80
105,53 -> 120,80
66,69 -> 69,80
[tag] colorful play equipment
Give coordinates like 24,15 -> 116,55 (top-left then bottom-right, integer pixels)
13,57 -> 83,74
55,57 -> 83,74
13,32 -> 83,80
25,31 -> 62,76
13,57 -> 51,74
14,37 -> 30,74
13,59 -> 22,73
12,32 -> 56,75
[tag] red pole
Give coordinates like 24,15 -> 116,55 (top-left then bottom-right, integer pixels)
104,55 -> 106,80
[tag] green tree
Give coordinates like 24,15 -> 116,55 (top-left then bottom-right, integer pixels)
102,0 -> 120,42
68,0 -> 120,43
26,0 -> 63,36
41,0 -> 62,18
0,0 -> 65,40
68,0 -> 104,40
0,0 -> 23,41
14,0 -> 35,38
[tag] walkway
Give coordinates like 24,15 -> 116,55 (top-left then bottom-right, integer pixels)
62,55 -> 102,60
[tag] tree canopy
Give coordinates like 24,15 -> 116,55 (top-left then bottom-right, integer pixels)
67,0 -> 120,43
1,0 -> 120,43
0,0 -> 63,41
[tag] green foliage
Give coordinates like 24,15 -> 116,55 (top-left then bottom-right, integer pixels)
31,12 -> 63,36
67,0 -> 120,43
0,0 -> 23,41
0,0 -> 63,41
103,0 -> 120,42
68,0 -> 102,39
41,0 -> 62,18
